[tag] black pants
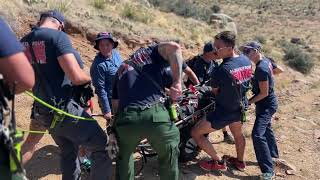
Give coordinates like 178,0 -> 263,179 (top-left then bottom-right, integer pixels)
0,141 -> 11,179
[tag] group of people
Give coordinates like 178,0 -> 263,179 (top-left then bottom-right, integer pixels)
0,9 -> 283,180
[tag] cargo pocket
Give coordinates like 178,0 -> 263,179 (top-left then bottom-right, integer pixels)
115,111 -> 134,126
169,144 -> 180,169
152,106 -> 170,123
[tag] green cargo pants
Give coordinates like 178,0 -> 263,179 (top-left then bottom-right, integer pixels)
115,103 -> 180,180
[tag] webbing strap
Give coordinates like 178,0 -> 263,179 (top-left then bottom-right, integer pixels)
25,91 -> 95,121
17,92 -> 97,134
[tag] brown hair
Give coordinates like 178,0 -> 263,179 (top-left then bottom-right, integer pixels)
214,31 -> 236,48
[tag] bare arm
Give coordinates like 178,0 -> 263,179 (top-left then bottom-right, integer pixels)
158,42 -> 183,100
58,53 -> 91,85
184,66 -> 200,85
0,52 -> 35,94
273,66 -> 284,75
158,42 -> 183,85
249,80 -> 269,104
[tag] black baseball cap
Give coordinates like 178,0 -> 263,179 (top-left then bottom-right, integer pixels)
40,10 -> 65,31
242,41 -> 262,51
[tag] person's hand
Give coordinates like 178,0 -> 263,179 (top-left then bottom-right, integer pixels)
104,112 -> 112,126
169,82 -> 182,101
106,131 -> 119,160
104,112 -> 112,120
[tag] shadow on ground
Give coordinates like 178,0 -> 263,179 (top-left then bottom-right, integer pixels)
25,145 -> 61,180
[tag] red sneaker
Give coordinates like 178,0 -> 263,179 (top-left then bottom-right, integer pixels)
223,155 -> 246,172
199,159 -> 227,171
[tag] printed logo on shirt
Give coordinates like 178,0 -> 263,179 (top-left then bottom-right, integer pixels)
129,47 -> 153,68
230,65 -> 252,84
22,41 -> 47,64
117,47 -> 153,79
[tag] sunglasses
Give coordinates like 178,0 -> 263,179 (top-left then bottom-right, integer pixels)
212,46 -> 230,54
243,48 -> 257,55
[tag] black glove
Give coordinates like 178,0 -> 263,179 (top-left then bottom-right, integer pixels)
105,124 -> 119,160
73,82 -> 94,108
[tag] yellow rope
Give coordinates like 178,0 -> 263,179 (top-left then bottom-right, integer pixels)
20,91 -> 97,134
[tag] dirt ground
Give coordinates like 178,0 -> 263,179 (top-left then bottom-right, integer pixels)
13,33 -> 320,180
3,2 -> 319,179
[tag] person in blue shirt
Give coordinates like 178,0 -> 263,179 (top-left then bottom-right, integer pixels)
90,32 -> 123,122
187,42 -> 235,144
243,41 -> 280,180
20,10 -> 112,180
191,31 -> 252,171
0,17 -> 35,180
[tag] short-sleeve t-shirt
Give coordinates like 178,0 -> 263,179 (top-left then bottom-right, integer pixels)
0,18 -> 24,58
251,58 -> 277,106
211,54 -> 252,111
73,49 -> 84,69
185,55 -> 219,86
162,62 -> 187,87
112,45 -> 170,110
21,27 -> 74,107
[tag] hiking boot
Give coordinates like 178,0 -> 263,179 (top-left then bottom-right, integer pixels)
223,133 -> 235,144
260,172 -> 275,180
199,159 -> 227,171
223,155 -> 246,171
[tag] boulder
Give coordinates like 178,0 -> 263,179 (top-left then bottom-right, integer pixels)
209,13 -> 233,23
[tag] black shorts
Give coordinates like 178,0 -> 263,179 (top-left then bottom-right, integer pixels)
206,106 -> 241,130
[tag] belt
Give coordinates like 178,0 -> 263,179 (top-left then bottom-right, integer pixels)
122,101 -> 165,112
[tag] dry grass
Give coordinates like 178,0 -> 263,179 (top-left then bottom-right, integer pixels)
121,3 -> 154,24
45,0 -> 73,14
92,0 -> 105,9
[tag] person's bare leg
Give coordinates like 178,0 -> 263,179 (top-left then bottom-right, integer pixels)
22,133 -> 44,164
228,121 -> 245,161
191,119 -> 221,160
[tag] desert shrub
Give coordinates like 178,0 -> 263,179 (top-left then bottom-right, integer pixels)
254,35 -> 267,44
281,41 -> 314,74
121,3 -> 154,24
92,0 -> 105,9
211,4 -> 221,13
147,0 -> 213,21
46,0 -> 72,13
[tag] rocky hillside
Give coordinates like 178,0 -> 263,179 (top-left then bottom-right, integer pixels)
0,0 -> 319,179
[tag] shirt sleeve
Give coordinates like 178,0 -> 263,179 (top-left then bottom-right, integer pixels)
210,67 -> 221,88
255,67 -> 269,82
91,64 -> 111,113
0,18 -> 24,58
55,32 -> 74,57
73,50 -> 84,69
